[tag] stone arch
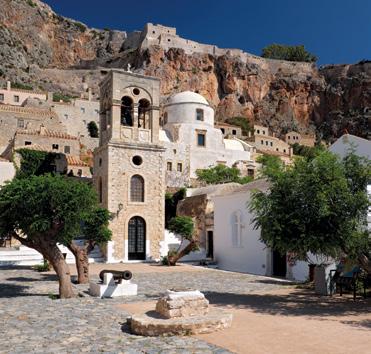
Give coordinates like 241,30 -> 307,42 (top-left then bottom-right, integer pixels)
138,98 -> 151,129
121,96 -> 134,126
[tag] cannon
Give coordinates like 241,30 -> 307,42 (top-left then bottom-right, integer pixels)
99,269 -> 133,284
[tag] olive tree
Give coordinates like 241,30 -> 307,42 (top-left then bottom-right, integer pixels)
0,175 -> 111,298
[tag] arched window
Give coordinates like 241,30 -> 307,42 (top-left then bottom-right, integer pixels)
98,177 -> 103,203
121,96 -> 134,126
138,99 -> 151,129
130,175 -> 144,202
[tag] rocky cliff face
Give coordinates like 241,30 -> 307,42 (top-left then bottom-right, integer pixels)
1,0 -> 369,141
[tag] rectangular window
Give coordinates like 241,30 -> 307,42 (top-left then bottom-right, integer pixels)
247,169 -> 254,177
52,144 -> 59,150
64,114 -> 68,119
177,163 -> 182,172
24,141 -> 32,146
261,140 -> 264,145
288,136 -> 291,140
232,129 -> 237,135
14,95 -> 20,103
220,128 -> 225,134
0,93 -> 4,101
196,109 -> 204,121
64,146 -> 71,154
17,119 -> 24,128
197,133 -> 206,147
167,162 -> 172,171
270,142 -> 273,147
266,141 -> 269,146
81,107 -> 85,114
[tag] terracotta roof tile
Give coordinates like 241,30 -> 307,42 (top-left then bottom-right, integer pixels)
16,128 -> 78,140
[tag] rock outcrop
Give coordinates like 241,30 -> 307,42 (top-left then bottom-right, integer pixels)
1,0 -> 370,141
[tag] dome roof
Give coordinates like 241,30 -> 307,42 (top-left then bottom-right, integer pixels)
166,91 -> 209,106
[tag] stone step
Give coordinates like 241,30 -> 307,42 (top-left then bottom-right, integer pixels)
0,244 -> 105,266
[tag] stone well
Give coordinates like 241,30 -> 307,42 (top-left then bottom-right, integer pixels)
129,289 -> 232,336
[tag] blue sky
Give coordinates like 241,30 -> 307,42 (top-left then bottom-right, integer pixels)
43,0 -> 371,65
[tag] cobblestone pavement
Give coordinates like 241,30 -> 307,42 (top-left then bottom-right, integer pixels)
0,266 -> 289,353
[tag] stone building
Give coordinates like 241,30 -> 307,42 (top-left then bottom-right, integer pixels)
215,122 -> 243,139
0,104 -> 66,156
13,125 -> 81,156
249,124 -> 293,158
285,131 -> 316,147
0,81 -> 47,106
161,91 -> 255,187
94,70 -> 165,262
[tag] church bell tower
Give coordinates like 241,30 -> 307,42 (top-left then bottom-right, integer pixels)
94,70 -> 165,262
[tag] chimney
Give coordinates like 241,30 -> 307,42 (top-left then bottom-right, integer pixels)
47,92 -> 53,102
39,124 -> 47,135
272,132 -> 275,138
7,81 -> 11,91
88,88 -> 92,101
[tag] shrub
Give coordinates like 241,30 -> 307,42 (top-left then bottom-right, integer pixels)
53,92 -> 73,103
11,82 -> 34,91
196,164 -> 253,185
262,44 -> 317,63
74,22 -> 87,33
87,121 -> 99,138
26,0 -> 37,8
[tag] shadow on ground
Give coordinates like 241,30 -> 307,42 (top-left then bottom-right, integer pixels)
206,288 -> 371,324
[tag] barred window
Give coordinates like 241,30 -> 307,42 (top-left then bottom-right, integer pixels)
130,175 -> 144,202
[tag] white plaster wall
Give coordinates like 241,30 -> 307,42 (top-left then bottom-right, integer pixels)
213,190 -> 309,280
0,161 -> 15,185
213,192 -> 268,276
165,102 -> 214,126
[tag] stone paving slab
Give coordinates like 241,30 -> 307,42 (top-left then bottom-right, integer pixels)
0,265 -> 288,353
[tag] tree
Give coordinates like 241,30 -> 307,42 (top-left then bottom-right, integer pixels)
166,216 -> 195,266
67,207 -> 111,284
0,175 -> 111,298
256,154 -> 284,178
196,164 -> 253,185
262,44 -> 317,63
250,150 -> 371,273
225,117 -> 254,136
165,188 -> 186,228
87,121 -> 99,138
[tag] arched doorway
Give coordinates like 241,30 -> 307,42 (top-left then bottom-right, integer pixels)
121,96 -> 134,126
128,216 -> 146,260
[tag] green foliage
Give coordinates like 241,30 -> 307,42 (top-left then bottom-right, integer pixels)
165,188 -> 187,228
26,0 -> 36,8
74,22 -> 87,33
16,149 -> 68,178
82,208 -> 112,244
0,175 -> 110,247
168,216 -> 194,241
225,117 -> 254,136
196,164 -> 253,185
11,82 -> 34,90
250,150 -> 370,261
87,121 -> 99,138
262,44 -> 317,63
34,259 -> 50,272
256,154 -> 284,178
53,92 -> 73,103
291,143 -> 325,160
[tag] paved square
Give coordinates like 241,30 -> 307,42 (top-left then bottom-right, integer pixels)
0,264 -> 370,353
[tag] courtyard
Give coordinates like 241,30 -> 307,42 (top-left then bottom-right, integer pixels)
0,264 -> 370,354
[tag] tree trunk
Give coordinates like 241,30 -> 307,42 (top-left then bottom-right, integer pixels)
359,253 -> 371,274
37,240 -> 75,299
168,240 -> 197,266
68,241 -> 90,284
12,231 -> 75,298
